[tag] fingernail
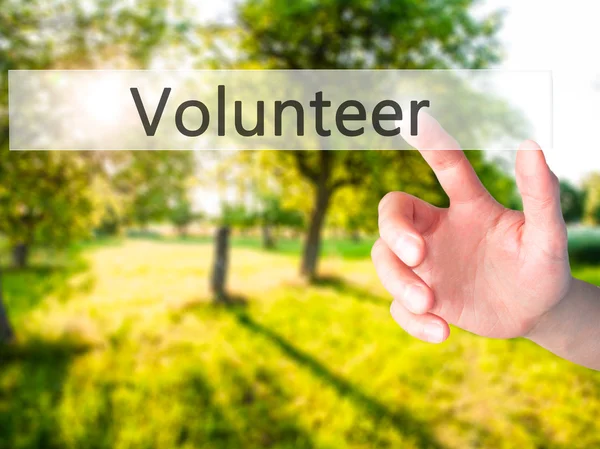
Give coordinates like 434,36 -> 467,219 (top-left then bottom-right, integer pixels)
404,284 -> 428,314
395,234 -> 422,266
423,323 -> 444,343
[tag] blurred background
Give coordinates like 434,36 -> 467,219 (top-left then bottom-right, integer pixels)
1,1 -> 600,448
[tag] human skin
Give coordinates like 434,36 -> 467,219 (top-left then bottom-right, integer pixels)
372,114 -> 600,370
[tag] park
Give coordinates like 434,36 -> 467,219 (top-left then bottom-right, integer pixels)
2,0 -> 600,448
2,231 -> 600,448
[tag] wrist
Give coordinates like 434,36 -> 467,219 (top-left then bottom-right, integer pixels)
524,276 -> 600,370
525,274 -> 576,347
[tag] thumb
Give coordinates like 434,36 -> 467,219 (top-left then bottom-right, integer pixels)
516,140 -> 567,257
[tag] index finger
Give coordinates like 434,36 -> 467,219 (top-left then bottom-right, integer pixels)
401,112 -> 490,205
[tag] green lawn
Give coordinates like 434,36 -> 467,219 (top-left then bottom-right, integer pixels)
1,237 -> 600,449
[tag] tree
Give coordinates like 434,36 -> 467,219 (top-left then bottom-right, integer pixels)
96,205 -> 123,237
0,152 -> 99,267
167,194 -> 200,237
258,194 -> 305,248
0,0 -> 201,339
0,268 -> 13,343
221,203 -> 256,231
560,180 -> 585,224
110,152 -> 197,231
0,0 -> 200,261
236,0 -> 505,279
327,187 -> 376,241
211,226 -> 230,302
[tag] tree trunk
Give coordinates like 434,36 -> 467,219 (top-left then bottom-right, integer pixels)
12,243 -> 28,269
300,181 -> 331,280
211,226 -> 230,302
178,225 -> 188,238
262,224 -> 276,249
0,267 -> 14,343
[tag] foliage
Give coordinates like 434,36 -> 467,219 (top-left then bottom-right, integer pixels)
0,0 -> 201,259
583,173 -> 600,225
472,154 -> 519,208
110,152 -> 197,228
221,202 -> 257,230
221,152 -> 306,233
568,226 -> 600,265
234,0 -> 510,278
167,194 -> 200,236
0,152 -> 97,248
237,0 -> 503,70
2,239 -> 600,449
259,194 -> 305,229
95,205 -> 122,238
560,180 -> 586,224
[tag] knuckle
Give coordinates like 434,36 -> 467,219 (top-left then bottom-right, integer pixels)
431,152 -> 463,171
549,173 -> 560,195
390,300 -> 417,335
377,214 -> 397,238
389,300 -> 404,322
552,177 -> 559,190
549,229 -> 569,257
522,190 -> 555,211
371,238 -> 387,260
419,323 -> 430,339
538,195 -> 556,211
380,264 -> 400,291
535,230 -> 569,262
378,191 -> 404,214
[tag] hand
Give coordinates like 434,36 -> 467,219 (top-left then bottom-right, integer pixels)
372,114 -> 572,343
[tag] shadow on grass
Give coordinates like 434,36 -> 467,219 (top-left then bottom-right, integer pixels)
176,372 -> 243,447
307,274 -> 390,307
171,370 -> 246,448
227,307 -> 444,449
229,366 -> 318,448
178,366 -> 318,449
214,292 -> 250,306
0,338 -> 93,449
2,254 -> 94,324
0,336 -> 92,362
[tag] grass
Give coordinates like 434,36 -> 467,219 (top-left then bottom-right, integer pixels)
0,236 -> 600,449
124,230 -> 377,260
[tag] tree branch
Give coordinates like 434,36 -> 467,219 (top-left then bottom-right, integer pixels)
292,151 -> 319,183
330,171 -> 364,192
